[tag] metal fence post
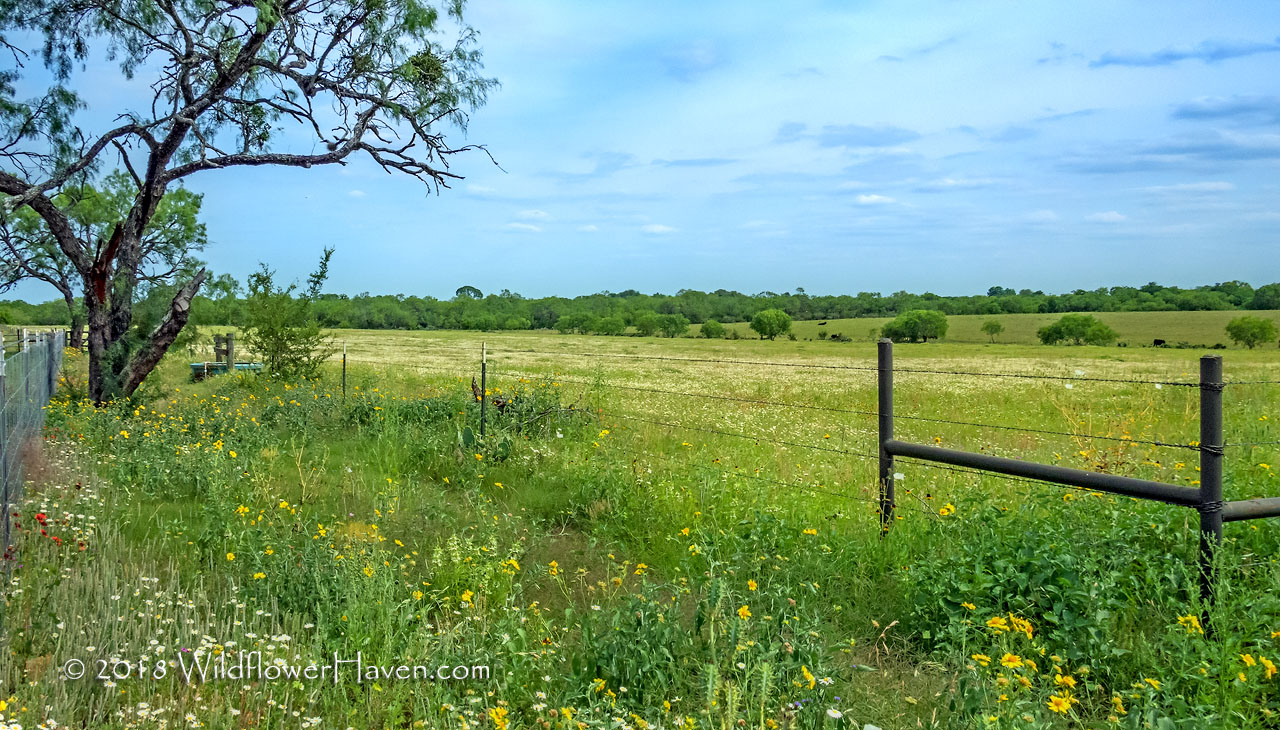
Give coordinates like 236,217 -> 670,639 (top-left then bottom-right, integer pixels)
342,342 -> 347,401
22,331 -> 30,409
877,338 -> 895,533
1198,354 -> 1224,625
480,341 -> 487,438
46,332 -> 57,396
0,332 -> 8,549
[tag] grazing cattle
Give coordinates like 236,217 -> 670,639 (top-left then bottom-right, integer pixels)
1153,338 -> 1166,347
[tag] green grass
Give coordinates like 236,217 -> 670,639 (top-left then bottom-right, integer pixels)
4,332 -> 1280,728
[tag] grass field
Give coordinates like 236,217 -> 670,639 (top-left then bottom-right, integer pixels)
3,330 -> 1280,728
706,309 -> 1280,347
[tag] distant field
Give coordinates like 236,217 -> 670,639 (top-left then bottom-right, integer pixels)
706,309 -> 1280,348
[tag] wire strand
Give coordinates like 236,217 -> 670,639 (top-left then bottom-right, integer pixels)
599,409 -> 881,461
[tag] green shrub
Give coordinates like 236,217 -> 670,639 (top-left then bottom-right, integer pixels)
241,248 -> 335,378
881,310 -> 948,342
1037,313 -> 1118,345
749,308 -> 791,340
1225,315 -> 1277,349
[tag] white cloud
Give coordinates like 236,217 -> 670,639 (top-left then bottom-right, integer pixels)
577,224 -> 599,232
742,220 -> 775,229
505,222 -> 542,232
466,184 -> 496,194
641,224 -> 677,234
856,194 -> 895,205
348,190 -> 366,198
518,209 -> 549,220
1141,181 -> 1235,193
1025,209 -> 1059,223
1085,211 -> 1127,223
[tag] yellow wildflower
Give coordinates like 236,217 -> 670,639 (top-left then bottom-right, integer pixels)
1047,695 -> 1071,714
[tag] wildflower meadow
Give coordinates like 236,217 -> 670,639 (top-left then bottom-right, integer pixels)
2,332 -> 1278,729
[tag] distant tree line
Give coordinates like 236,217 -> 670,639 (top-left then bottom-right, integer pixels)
3,280 -> 1278,332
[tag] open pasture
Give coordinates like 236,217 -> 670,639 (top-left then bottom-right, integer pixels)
705,309 -> 1280,347
4,330 -> 1280,728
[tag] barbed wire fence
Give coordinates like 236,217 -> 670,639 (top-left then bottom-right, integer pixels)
338,339 -> 1274,503
1,329 -> 65,550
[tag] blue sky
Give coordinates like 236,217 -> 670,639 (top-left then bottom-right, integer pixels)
8,0 -> 1280,301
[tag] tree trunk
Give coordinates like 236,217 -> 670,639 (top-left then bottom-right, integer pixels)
63,293 -> 85,350
69,312 -> 85,350
82,223 -> 206,404
120,270 -> 206,395
85,273 -> 206,404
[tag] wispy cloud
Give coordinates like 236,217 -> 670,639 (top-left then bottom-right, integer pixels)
877,35 -> 960,63
652,157 -> 737,167
348,190 -> 366,198
518,209 -> 549,220
1025,210 -> 1060,223
1059,131 -> 1280,173
1141,181 -> 1235,193
914,177 -> 1002,193
577,224 -> 599,232
1172,95 -> 1280,125
1090,37 -> 1280,68
1085,211 -> 1127,223
547,151 -> 636,181
990,126 -> 1037,143
660,40 -> 723,81
505,222 -> 543,233
641,224 -> 677,235
816,124 -> 921,148
856,194 -> 895,205
774,121 -> 921,148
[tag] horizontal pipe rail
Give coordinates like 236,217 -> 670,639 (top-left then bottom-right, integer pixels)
882,439 -> 1201,507
1223,497 -> 1280,523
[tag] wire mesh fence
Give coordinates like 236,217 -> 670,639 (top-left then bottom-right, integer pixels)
1,329 -> 65,550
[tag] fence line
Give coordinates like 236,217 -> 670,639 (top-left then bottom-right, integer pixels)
489,363 -> 1200,452
1,330 -> 65,552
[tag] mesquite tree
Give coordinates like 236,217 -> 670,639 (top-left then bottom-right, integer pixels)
0,0 -> 495,402
0,171 -> 207,349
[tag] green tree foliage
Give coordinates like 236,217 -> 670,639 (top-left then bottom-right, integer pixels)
981,319 -> 1005,343
1037,314 -> 1118,346
1,171 -> 206,349
634,312 -> 660,337
881,310 -> 948,342
0,0 -> 494,401
658,314 -> 690,338
749,309 -> 792,340
1249,284 -> 1280,311
241,249 -> 336,379
8,280 -> 1280,334
455,285 -> 483,300
596,316 -> 626,336
1225,316 -> 1278,349
700,319 -> 725,339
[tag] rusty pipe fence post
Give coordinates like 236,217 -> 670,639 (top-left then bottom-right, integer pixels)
1198,355 -> 1224,627
877,339 -> 895,534
480,342 -> 487,438
342,342 -> 347,402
